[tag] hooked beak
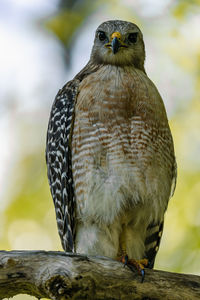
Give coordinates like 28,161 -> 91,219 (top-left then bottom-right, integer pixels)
107,31 -> 127,54
110,32 -> 122,54
111,37 -> 120,54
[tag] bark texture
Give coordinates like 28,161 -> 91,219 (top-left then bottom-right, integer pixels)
0,250 -> 199,300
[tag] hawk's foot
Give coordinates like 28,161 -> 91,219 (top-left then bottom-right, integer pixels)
118,255 -> 148,282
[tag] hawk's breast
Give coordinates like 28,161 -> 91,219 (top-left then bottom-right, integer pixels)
72,65 -> 175,224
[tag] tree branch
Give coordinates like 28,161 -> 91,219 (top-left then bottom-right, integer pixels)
0,250 -> 199,299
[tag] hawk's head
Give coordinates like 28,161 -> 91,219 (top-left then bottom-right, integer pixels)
90,20 -> 146,72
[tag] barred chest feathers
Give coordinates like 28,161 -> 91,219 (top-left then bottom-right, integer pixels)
71,65 -> 174,226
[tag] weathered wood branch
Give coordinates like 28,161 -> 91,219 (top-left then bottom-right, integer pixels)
0,250 -> 199,300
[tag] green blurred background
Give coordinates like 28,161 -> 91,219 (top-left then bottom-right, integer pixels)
0,0 -> 200,299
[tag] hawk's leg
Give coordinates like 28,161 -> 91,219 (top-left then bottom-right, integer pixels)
117,226 -> 148,282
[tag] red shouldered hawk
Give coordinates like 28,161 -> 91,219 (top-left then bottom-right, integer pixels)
46,20 -> 176,277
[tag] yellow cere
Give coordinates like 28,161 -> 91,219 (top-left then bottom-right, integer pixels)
111,31 -> 122,40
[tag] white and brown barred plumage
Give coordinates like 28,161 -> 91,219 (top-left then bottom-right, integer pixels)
46,20 -> 176,268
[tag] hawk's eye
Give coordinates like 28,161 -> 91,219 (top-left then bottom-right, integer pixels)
128,32 -> 138,43
98,31 -> 106,41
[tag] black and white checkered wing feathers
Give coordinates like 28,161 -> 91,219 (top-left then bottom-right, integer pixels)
46,80 -> 79,252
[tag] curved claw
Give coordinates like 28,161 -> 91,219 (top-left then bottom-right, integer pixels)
140,268 -> 145,283
127,263 -> 145,282
123,255 -> 128,267
117,255 -> 147,282
121,256 -> 147,282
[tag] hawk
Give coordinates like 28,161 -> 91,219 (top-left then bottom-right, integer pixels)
46,20 -> 176,275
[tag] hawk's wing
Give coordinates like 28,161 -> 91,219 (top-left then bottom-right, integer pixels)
46,63 -> 100,252
145,159 -> 177,268
144,221 -> 164,268
46,79 -> 79,252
